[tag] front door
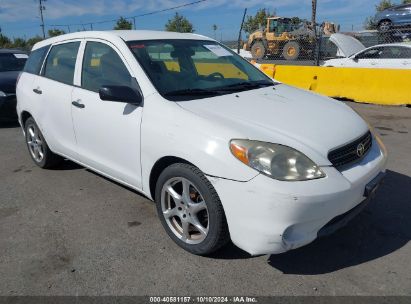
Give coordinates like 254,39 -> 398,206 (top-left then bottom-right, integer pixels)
71,40 -> 143,188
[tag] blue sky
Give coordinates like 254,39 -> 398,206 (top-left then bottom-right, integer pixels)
1,0 -> 384,40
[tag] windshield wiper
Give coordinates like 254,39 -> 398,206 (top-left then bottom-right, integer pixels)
164,88 -> 222,97
215,81 -> 275,92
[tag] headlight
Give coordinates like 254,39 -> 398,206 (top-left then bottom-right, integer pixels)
230,139 -> 326,181
0,91 -> 6,97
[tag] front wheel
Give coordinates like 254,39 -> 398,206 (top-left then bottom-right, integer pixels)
155,163 -> 229,255
251,41 -> 266,60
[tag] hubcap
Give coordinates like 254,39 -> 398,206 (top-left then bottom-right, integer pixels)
380,22 -> 391,31
161,177 -> 209,244
27,124 -> 44,162
287,47 -> 296,56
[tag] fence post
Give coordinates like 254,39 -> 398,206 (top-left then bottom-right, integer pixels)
237,8 -> 247,54
316,23 -> 323,66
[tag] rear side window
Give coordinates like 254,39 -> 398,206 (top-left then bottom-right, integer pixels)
0,53 -> 27,72
43,42 -> 80,85
81,41 -> 132,93
23,46 -> 49,75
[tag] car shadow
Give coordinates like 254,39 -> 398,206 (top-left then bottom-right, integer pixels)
267,169 -> 411,274
52,159 -> 84,171
0,120 -> 20,128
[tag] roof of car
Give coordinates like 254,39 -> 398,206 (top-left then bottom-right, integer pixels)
0,48 -> 27,54
368,42 -> 411,49
32,30 -> 213,50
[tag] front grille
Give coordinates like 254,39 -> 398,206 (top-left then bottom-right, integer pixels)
328,131 -> 372,168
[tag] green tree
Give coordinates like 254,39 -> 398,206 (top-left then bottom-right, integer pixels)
242,8 -> 276,34
26,36 -> 43,49
364,16 -> 378,30
376,0 -> 394,11
165,13 -> 194,33
12,37 -> 27,49
48,28 -> 66,37
114,17 -> 133,30
401,0 -> 411,3
0,34 -> 12,48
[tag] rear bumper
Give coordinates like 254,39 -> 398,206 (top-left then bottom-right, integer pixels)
0,95 -> 17,120
209,136 -> 387,255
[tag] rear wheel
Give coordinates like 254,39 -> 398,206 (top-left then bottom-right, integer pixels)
283,41 -> 300,60
155,163 -> 229,255
25,117 -> 63,168
251,41 -> 266,60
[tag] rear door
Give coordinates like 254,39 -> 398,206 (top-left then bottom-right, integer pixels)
378,46 -> 411,69
33,40 -> 81,159
17,45 -> 50,123
71,39 -> 143,188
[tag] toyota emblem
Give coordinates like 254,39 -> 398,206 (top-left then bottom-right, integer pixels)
356,143 -> 365,157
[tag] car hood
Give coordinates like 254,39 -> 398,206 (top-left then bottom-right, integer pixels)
0,71 -> 20,93
329,33 -> 366,58
176,85 -> 369,166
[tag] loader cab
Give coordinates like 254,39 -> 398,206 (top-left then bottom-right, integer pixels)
267,17 -> 294,36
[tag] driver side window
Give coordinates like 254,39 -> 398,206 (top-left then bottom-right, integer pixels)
81,41 -> 132,93
356,48 -> 382,59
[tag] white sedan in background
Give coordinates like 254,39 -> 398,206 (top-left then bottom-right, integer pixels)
323,33 -> 411,69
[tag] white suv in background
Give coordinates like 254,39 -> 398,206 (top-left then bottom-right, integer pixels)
17,31 -> 387,255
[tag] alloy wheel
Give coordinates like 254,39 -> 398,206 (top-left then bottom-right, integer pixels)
161,177 -> 209,244
27,124 -> 44,162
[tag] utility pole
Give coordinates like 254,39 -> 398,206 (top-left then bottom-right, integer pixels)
132,17 -> 136,30
311,0 -> 317,26
39,0 -> 46,38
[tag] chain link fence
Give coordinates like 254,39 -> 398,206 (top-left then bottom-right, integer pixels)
240,25 -> 411,66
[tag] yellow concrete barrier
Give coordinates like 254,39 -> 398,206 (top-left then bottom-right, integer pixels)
259,64 -> 411,105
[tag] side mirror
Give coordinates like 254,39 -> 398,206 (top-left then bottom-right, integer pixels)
99,85 -> 143,105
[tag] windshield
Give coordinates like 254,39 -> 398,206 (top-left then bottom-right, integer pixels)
0,53 -> 27,72
128,39 -> 274,101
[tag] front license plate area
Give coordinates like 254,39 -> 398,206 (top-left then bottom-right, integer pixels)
364,172 -> 385,198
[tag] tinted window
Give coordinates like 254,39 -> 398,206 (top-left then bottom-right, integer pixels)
0,53 -> 27,72
23,46 -> 49,74
380,46 -> 411,59
81,42 -> 132,93
43,42 -> 80,85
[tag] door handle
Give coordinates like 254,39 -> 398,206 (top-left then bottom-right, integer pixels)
33,88 -> 42,94
72,100 -> 85,109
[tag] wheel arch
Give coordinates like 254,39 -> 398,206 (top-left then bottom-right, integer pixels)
378,18 -> 392,25
149,156 -> 195,200
20,111 -> 32,128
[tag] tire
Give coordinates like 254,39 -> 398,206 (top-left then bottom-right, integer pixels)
24,117 -> 63,169
251,41 -> 266,60
155,163 -> 229,255
283,41 -> 300,60
378,20 -> 392,32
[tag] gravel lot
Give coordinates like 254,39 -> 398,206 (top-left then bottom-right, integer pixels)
0,102 -> 410,296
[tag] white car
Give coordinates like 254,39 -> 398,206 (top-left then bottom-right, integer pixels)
17,30 -> 387,255
323,33 -> 411,69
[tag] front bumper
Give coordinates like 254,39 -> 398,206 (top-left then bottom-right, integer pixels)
209,137 -> 387,255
